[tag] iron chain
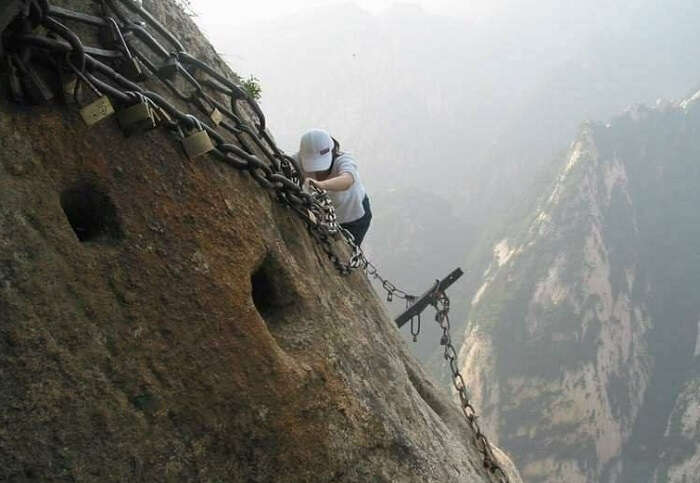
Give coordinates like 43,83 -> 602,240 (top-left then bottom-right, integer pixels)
432,285 -> 509,482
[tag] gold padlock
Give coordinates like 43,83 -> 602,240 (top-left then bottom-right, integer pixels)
117,94 -> 156,135
66,58 -> 115,126
182,128 -> 215,159
80,95 -> 115,126
180,116 -> 215,159
209,107 -> 223,126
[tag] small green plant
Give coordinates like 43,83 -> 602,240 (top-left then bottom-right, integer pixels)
241,75 -> 262,101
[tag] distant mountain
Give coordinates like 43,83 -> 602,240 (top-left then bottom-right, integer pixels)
460,91 -> 700,482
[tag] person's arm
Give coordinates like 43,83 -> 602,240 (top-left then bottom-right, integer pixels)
311,172 -> 354,191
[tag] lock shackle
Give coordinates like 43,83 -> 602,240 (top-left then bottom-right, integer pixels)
126,91 -> 159,114
88,73 -> 132,103
66,54 -> 102,99
185,114 -> 203,132
106,17 -> 133,59
126,90 -> 146,105
172,117 -> 186,138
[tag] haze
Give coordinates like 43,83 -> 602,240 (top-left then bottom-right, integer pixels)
188,0 -> 700,362
195,0 -> 483,28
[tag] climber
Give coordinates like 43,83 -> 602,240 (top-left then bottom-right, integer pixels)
296,128 -> 372,245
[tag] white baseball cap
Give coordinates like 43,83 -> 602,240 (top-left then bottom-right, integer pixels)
299,129 -> 333,172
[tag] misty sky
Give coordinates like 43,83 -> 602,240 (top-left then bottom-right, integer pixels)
192,0 -> 480,28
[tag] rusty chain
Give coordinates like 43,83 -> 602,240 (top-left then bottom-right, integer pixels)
0,2 -> 508,479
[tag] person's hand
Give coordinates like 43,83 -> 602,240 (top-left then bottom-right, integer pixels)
303,177 -> 322,192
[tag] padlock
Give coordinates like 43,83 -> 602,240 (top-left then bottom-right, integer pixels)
209,107 -> 223,126
117,95 -> 156,135
181,117 -> 215,159
182,129 -> 215,159
65,56 -> 115,126
157,55 -> 179,79
80,95 -> 115,126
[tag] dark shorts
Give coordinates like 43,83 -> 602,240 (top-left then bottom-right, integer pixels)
341,195 -> 372,246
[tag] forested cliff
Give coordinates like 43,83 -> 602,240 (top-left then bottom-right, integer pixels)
461,93 -> 700,482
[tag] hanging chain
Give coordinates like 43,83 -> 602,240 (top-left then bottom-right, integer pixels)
432,284 -> 509,482
0,3 -> 508,479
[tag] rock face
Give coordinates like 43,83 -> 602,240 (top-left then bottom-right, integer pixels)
0,1 -> 511,481
460,93 -> 700,481
662,373 -> 700,481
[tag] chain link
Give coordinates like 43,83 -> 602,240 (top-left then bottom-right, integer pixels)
0,2 -> 508,480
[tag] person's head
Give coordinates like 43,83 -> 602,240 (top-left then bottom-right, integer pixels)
299,129 -> 341,175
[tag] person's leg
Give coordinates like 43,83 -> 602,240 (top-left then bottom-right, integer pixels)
340,222 -> 364,245
340,196 -> 372,245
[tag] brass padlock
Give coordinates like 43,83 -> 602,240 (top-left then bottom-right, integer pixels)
209,107 -> 223,126
181,117 -> 215,159
66,57 -> 115,126
182,129 -> 215,159
80,96 -> 115,126
117,94 -> 156,135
